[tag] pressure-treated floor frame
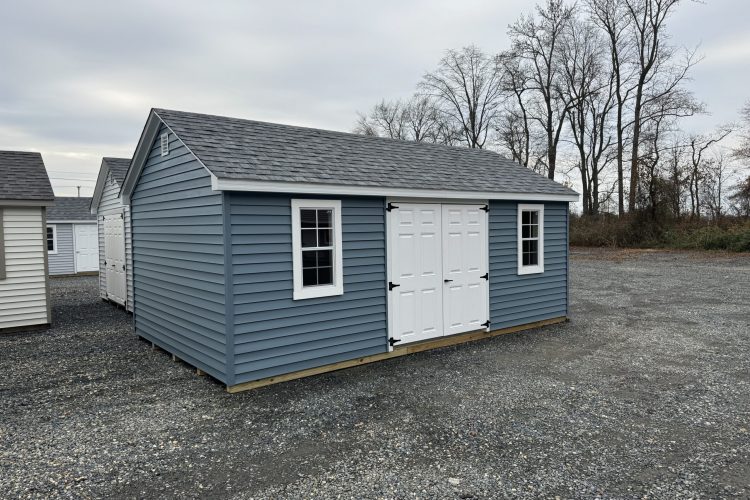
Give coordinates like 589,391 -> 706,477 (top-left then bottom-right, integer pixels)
226,316 -> 567,393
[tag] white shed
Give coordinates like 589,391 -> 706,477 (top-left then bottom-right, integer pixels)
90,157 -> 133,311
47,197 -> 99,276
0,151 -> 55,332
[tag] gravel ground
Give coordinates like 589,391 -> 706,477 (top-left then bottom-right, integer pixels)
1,249 -> 748,499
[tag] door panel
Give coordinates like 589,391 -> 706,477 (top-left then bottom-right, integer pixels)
103,214 -> 127,306
389,204 -> 443,344
74,224 -> 99,272
442,205 -> 488,336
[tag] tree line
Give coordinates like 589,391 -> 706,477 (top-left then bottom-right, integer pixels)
354,0 -> 750,219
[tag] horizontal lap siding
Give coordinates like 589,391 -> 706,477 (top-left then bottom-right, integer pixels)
131,125 -> 227,382
230,194 -> 387,384
489,201 -> 568,329
48,223 -> 75,275
0,207 -> 49,329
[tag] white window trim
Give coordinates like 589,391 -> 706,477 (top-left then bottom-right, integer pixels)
47,224 -> 58,255
517,204 -> 544,275
291,199 -> 344,300
160,132 -> 169,156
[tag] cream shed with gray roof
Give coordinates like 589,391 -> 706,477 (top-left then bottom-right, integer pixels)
121,109 -> 577,391
91,157 -> 133,311
0,151 -> 54,332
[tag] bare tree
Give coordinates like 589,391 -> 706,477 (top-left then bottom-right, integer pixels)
622,0 -> 698,212
728,174 -> 750,217
353,99 -> 408,140
686,126 -> 733,217
562,15 -> 615,215
509,0 -> 577,180
589,0 -> 635,215
734,100 -> 750,160
419,45 -> 504,148
497,50 -> 532,167
701,150 -> 732,219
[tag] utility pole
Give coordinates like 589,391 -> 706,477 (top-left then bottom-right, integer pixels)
77,185 -> 81,197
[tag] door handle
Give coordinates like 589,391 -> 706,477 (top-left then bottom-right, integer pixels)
444,279 -> 453,283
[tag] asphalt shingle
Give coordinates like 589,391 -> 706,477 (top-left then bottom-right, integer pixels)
102,157 -> 130,185
0,151 -> 55,202
47,197 -> 95,221
154,109 -> 577,197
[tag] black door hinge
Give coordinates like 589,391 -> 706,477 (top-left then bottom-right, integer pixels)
386,202 -> 399,212
480,273 -> 489,280
481,320 -> 491,328
389,338 -> 402,347
388,281 -> 400,291
481,205 -> 489,212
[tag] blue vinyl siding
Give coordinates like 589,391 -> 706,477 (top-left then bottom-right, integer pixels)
130,124 -> 227,382
228,193 -> 387,384
489,201 -> 569,329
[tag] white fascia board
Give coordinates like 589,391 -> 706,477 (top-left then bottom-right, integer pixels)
211,176 -> 579,203
90,159 -> 110,214
120,111 -> 162,206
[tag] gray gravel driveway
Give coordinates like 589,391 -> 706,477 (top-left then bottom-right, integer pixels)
1,249 -> 748,499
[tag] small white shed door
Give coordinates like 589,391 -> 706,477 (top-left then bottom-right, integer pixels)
74,224 -> 99,272
388,203 -> 488,347
388,204 -> 444,345
441,205 -> 488,336
103,214 -> 127,306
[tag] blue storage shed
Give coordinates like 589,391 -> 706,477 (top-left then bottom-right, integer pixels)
120,109 -> 578,392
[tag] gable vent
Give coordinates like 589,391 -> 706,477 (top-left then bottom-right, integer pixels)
160,132 -> 169,156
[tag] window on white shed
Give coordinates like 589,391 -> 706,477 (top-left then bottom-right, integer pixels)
517,204 -> 544,275
291,199 -> 343,300
47,225 -> 57,254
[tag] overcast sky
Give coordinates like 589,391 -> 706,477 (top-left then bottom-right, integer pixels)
1,0 -> 748,196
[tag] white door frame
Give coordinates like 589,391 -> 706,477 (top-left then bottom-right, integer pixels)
386,198 -> 490,351
73,223 -> 98,273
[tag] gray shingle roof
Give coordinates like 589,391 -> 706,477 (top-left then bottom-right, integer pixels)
154,109 -> 577,198
103,157 -> 130,185
0,151 -> 55,202
47,197 -> 96,221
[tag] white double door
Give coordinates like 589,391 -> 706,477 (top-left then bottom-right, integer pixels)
103,213 -> 127,306
388,203 -> 488,346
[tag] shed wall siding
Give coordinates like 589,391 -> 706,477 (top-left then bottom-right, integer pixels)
488,201 -> 568,329
96,170 -> 133,311
130,124 -> 227,382
48,223 -> 75,275
0,206 -> 49,330
229,193 -> 387,384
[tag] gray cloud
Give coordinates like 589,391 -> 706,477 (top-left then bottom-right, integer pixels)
0,0 -> 746,196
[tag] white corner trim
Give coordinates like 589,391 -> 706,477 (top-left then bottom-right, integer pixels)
291,198 -> 344,300
517,203 -> 544,275
211,177 -> 579,202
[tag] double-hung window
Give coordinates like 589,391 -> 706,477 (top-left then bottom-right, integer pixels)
291,199 -> 344,300
517,204 -> 544,275
46,225 -> 58,255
